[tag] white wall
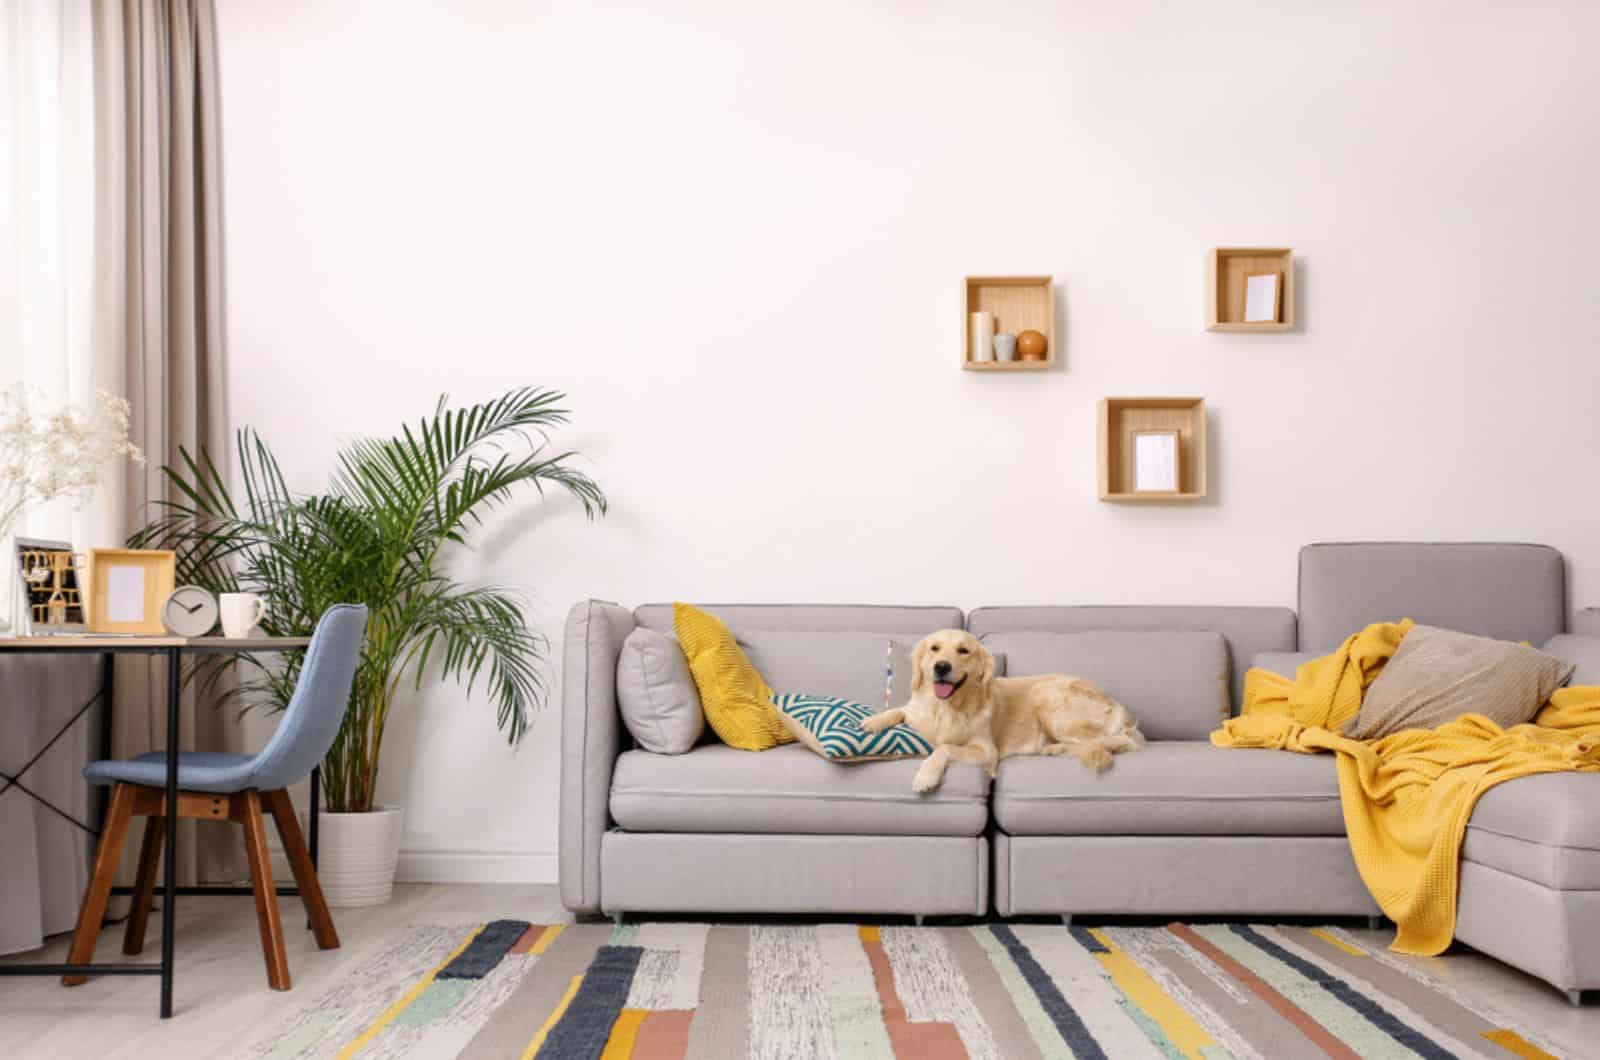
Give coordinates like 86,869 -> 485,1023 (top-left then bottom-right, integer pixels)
216,0 -> 1600,882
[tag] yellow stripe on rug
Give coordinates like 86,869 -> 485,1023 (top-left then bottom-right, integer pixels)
1482,1028 -> 1560,1060
1309,928 -> 1368,957
336,924 -> 485,1060
521,973 -> 583,1060
1087,928 -> 1216,1060
530,924 -> 566,956
600,1009 -> 648,1059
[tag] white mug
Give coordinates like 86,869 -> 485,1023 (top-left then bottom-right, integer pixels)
220,592 -> 266,638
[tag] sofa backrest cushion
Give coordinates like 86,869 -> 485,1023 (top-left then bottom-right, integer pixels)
980,630 -> 1230,739
634,604 -> 964,708
1298,543 -> 1565,653
634,603 -> 962,635
967,605 -> 1294,711
1543,634 -> 1600,686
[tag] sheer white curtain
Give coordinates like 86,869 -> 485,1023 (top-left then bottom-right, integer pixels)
0,0 -> 125,955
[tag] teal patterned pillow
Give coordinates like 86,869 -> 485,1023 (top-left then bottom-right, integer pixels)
772,693 -> 933,761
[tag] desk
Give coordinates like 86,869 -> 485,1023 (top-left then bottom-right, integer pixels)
0,635 -> 310,1018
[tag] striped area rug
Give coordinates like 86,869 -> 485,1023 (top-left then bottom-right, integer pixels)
251,920 -> 1565,1059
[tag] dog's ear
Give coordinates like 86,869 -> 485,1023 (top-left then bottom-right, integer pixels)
911,638 -> 929,693
978,641 -> 996,700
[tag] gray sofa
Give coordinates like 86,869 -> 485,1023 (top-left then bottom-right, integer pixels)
560,543 -> 1600,1001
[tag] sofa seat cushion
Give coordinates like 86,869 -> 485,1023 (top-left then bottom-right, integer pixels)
609,744 -> 989,837
1463,773 -> 1600,890
993,741 -> 1344,836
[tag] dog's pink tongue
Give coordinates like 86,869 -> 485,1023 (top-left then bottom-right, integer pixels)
934,681 -> 956,700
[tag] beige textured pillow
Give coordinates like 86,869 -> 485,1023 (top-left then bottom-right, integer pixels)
1344,625 -> 1574,739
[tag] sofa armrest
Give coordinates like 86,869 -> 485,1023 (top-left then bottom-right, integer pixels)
559,599 -> 636,915
1249,651 -> 1318,681
1574,609 -> 1600,636
1543,633 -> 1600,686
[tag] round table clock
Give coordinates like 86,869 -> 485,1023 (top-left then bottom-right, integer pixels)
161,586 -> 219,637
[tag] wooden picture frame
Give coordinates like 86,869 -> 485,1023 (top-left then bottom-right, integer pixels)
87,549 -> 176,635
1207,249 -> 1294,330
1129,429 -> 1181,494
1242,270 -> 1283,324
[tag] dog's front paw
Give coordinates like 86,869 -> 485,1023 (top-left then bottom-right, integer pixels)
860,714 -> 893,734
912,763 -> 944,794
1082,747 -> 1114,772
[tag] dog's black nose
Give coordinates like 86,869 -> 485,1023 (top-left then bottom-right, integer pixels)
934,660 -> 953,678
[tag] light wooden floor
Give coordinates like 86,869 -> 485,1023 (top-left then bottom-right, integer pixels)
1,884 -> 1596,1058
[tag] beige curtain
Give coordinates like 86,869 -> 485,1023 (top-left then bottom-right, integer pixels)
97,0 -> 242,885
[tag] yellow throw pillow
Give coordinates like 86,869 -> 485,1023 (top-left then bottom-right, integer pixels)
672,603 -> 793,750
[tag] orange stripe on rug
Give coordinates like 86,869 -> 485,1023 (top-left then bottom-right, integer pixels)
511,924 -> 566,955
530,925 -> 566,955
631,1010 -> 693,1060
600,1008 -> 648,1060
859,927 -> 966,1059
1167,923 -> 1360,1060
1482,1028 -> 1559,1059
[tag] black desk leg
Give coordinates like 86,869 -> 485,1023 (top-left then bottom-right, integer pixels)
98,654 -> 114,841
309,765 -> 320,867
307,766 -> 320,930
160,648 -> 180,1019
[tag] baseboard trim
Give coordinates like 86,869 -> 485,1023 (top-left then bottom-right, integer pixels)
396,849 -> 557,884
268,844 -> 557,884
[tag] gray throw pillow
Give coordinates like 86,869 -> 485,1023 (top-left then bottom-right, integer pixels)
616,628 -> 704,754
1344,625 -> 1575,740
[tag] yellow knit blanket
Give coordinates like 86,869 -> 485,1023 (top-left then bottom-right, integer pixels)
1212,619 -> 1600,955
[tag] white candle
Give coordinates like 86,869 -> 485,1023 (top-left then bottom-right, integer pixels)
969,311 -> 995,362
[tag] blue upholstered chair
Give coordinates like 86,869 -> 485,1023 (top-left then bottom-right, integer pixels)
63,604 -> 367,991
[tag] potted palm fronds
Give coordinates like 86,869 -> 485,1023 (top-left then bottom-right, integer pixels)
132,388 -> 604,905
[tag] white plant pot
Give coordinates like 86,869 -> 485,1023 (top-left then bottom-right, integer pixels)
306,805 -> 404,908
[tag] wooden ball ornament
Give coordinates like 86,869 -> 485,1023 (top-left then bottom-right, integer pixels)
1016,329 -> 1048,361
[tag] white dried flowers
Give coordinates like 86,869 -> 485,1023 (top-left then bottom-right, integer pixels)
0,385 -> 145,540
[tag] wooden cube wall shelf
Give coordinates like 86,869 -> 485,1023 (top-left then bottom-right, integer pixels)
1098,397 -> 1207,502
963,275 -> 1055,370
1206,247 -> 1293,331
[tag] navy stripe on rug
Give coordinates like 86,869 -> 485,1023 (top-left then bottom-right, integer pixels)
438,919 -> 532,980
990,925 -> 1108,1060
1229,925 -> 1454,1060
534,945 -> 643,1060
1069,925 -> 1109,953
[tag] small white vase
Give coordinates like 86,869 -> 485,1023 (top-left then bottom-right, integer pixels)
306,805 -> 404,908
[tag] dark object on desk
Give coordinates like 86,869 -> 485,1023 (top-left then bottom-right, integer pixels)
62,605 -> 367,995
14,537 -> 87,633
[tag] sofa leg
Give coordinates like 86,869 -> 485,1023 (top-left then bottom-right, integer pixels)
1060,915 -> 1073,927
1568,989 -> 1584,1007
1367,915 -> 1385,930
913,914 -> 925,927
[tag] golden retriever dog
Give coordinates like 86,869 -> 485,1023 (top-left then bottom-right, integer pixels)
862,629 -> 1144,793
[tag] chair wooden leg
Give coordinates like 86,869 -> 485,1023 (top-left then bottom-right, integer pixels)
264,789 -> 339,950
239,789 -> 291,990
63,783 -> 136,985
122,816 -> 166,955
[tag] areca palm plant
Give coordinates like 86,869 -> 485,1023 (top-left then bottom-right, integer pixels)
130,387 -> 604,812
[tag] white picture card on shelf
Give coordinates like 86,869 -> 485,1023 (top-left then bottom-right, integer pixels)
1243,271 -> 1282,323
1132,430 -> 1180,493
